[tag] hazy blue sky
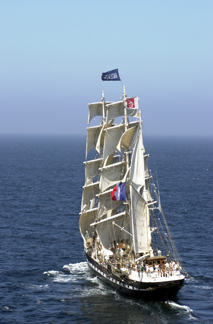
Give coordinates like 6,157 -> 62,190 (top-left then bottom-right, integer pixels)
1,0 -> 212,136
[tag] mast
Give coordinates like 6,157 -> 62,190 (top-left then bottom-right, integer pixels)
123,85 -> 128,131
122,85 -> 130,171
121,85 -> 131,251
101,90 -> 105,121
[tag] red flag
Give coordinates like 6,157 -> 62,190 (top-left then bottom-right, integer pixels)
126,98 -> 135,108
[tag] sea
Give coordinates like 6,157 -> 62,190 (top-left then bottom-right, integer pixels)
0,134 -> 212,324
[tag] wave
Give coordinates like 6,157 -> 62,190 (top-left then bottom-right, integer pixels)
43,262 -> 116,298
44,270 -> 79,284
43,270 -> 61,276
63,261 -> 88,274
43,262 -> 94,285
167,301 -> 192,313
53,274 -> 75,283
3,306 -> 11,311
28,284 -> 49,289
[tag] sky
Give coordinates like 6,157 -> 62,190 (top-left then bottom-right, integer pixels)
0,0 -> 213,137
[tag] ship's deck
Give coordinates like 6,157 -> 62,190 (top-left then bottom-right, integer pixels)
127,268 -> 185,283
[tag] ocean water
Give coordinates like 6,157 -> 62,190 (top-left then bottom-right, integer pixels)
0,135 -> 212,324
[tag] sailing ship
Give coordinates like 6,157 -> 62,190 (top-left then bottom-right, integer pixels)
79,86 -> 185,300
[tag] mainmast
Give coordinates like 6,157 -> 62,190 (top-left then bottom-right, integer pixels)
122,85 -> 130,172
122,85 -> 132,249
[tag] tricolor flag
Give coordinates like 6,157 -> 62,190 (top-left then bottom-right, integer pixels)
112,182 -> 126,201
101,69 -> 121,81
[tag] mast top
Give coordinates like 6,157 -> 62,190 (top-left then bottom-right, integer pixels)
102,90 -> 105,100
122,85 -> 126,100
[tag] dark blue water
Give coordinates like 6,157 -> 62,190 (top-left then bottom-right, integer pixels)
0,135 -> 212,324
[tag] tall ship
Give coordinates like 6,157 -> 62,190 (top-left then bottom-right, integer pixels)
79,85 -> 185,300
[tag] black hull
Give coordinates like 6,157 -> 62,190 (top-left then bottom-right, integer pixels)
86,254 -> 184,301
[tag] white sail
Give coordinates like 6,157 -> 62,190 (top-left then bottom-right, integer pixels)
93,212 -> 127,249
81,182 -> 99,212
88,102 -> 103,124
79,208 -> 98,242
103,124 -> 124,162
99,161 -> 125,192
130,184 -> 151,254
145,179 -> 153,202
144,155 -> 153,202
84,158 -> 102,185
86,125 -> 102,158
129,127 -> 145,192
88,101 -> 112,124
96,123 -> 105,154
117,125 -> 138,152
96,120 -> 113,154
